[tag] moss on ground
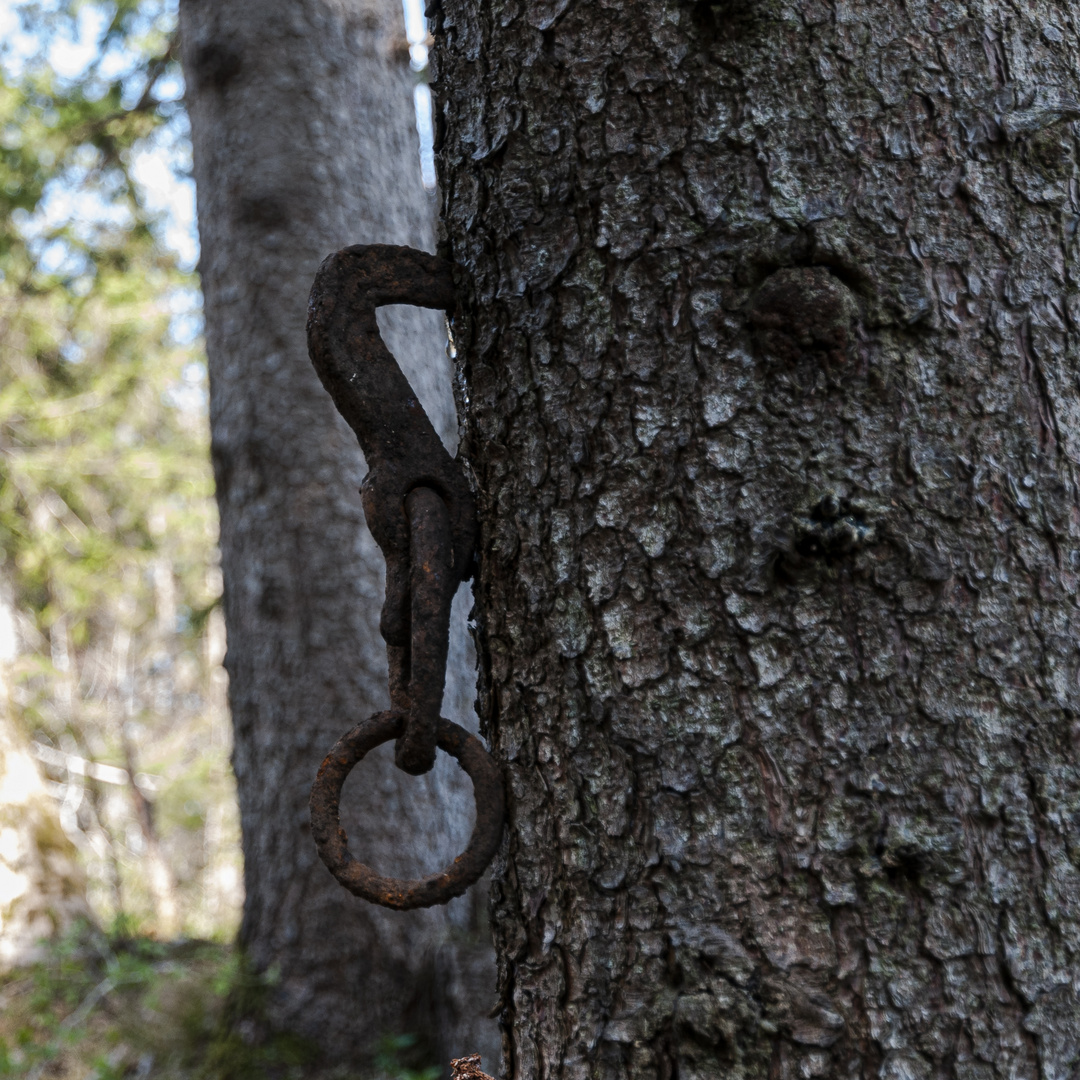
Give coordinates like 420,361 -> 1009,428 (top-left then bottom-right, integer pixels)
0,924 -> 438,1080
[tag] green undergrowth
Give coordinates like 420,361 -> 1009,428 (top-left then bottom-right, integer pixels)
0,924 -> 438,1080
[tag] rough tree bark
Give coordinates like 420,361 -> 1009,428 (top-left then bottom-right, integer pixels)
432,2 -> 1080,1078
179,0 -> 495,1063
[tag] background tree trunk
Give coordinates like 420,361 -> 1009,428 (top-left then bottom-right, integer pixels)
179,0 -> 496,1064
433,2 -> 1080,1078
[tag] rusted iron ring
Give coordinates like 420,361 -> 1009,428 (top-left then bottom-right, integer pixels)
309,711 -> 504,910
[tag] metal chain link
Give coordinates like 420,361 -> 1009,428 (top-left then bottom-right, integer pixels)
305,244 -> 503,910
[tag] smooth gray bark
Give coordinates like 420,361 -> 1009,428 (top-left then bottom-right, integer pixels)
433,2 -> 1080,1078
179,0 -> 495,1063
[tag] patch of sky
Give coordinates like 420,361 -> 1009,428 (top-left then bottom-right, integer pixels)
1,0 -> 204,431
48,2 -> 109,79
402,0 -> 436,191
414,83 -> 436,191
0,0 -> 199,271
401,0 -> 428,70
0,1 -> 41,74
58,337 -> 84,364
132,113 -> 198,270
167,285 -> 203,347
19,165 -> 130,289
8,0 -> 434,245
164,359 -> 207,416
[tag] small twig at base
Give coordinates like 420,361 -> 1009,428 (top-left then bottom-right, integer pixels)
450,1053 -> 497,1080
61,976 -> 114,1030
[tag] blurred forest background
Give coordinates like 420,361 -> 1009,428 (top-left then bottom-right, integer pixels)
0,1 -> 451,1073
0,0 -> 314,1074
0,0 -> 238,941
0,0 -> 461,1075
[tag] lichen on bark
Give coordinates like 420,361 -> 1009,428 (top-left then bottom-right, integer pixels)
432,1 -> 1080,1077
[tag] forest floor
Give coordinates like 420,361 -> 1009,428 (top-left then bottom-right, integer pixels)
0,925 -> 438,1080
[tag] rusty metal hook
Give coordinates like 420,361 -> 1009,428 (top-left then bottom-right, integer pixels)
308,711 -> 504,910
307,245 -> 476,774
305,244 -> 503,909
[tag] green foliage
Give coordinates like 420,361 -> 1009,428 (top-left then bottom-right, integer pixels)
0,922 -> 238,1078
0,0 -> 239,939
0,0 -> 205,654
0,925 -> 440,1080
198,951 -> 317,1080
373,1036 -> 442,1080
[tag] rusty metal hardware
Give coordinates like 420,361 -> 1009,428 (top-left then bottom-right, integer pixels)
305,244 -> 503,909
309,711 -> 504,910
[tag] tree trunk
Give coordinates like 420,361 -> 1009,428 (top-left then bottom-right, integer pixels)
433,2 -> 1080,1078
179,0 -> 495,1063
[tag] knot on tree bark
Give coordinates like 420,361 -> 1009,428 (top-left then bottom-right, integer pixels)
792,492 -> 878,560
749,267 -> 859,369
